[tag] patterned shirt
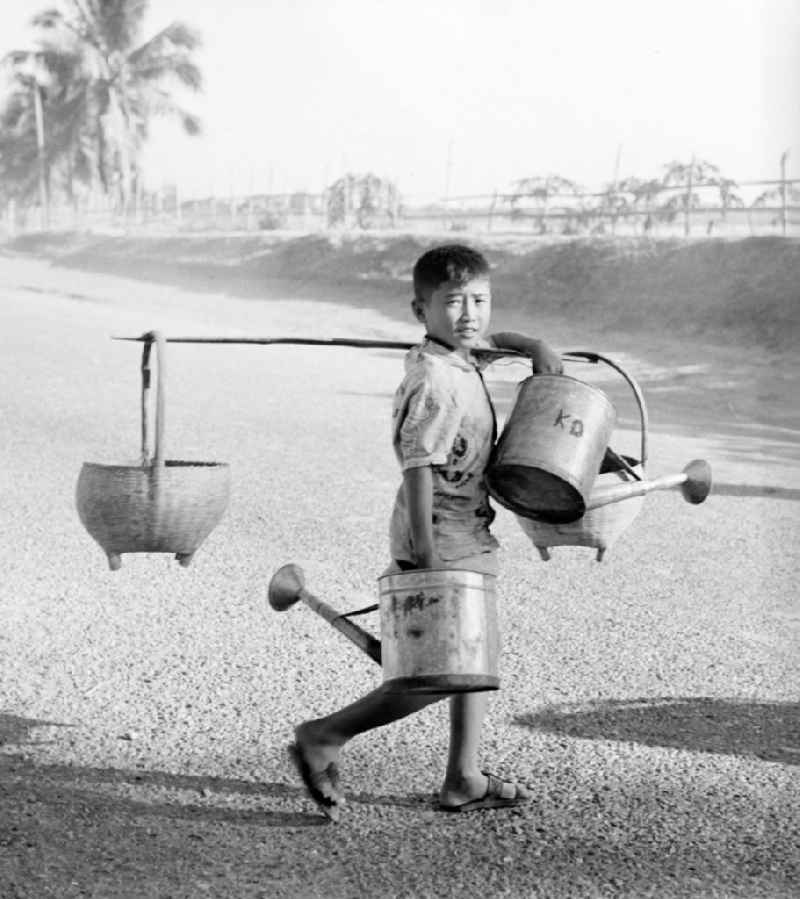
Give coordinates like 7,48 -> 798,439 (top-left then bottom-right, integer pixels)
389,336 -> 499,563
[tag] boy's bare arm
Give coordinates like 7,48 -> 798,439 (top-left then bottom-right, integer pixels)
488,332 -> 563,374
403,466 -> 440,569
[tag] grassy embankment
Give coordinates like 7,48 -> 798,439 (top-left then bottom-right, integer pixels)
5,231 -> 799,353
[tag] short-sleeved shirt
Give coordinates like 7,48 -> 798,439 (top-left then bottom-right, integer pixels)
389,336 -> 500,563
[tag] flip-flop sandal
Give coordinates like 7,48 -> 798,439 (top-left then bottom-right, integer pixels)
438,771 -> 532,813
288,742 -> 343,822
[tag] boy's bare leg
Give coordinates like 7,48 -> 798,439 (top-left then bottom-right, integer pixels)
293,685 -> 444,803
439,692 -> 531,807
439,691 -> 489,805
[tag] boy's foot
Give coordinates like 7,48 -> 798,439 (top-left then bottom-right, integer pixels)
438,771 -> 532,813
289,724 -> 344,822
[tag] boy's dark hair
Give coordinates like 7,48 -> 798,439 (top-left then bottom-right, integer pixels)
412,244 -> 490,301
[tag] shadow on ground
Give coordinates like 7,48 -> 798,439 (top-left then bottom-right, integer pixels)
1,720 -> 322,830
709,483 -> 800,500
514,697 -> 800,765
2,711 -> 797,897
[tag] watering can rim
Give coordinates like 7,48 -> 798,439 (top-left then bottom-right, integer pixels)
377,567 -> 497,582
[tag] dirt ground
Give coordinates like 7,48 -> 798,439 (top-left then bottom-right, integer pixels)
0,235 -> 798,898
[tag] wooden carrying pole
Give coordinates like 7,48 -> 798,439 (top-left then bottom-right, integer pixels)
112,335 -> 608,367
112,334 -> 540,363
115,335 -> 420,350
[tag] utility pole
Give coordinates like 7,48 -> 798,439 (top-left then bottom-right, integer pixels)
487,189 -> 498,232
247,163 -> 255,231
444,138 -> 454,229
780,149 -> 789,237
444,139 -> 454,202
684,154 -> 695,237
611,143 -> 622,234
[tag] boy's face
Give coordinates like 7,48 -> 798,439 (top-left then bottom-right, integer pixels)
413,277 -> 492,356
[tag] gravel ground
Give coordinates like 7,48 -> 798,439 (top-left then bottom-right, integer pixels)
0,250 -> 798,899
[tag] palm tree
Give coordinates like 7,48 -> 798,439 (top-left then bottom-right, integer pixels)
1,0 -> 202,214
2,43 -> 96,216
596,181 -> 632,235
751,184 -> 800,233
0,52 -> 51,213
715,177 -> 744,228
509,175 -> 581,234
614,176 -> 662,233
660,158 -> 723,235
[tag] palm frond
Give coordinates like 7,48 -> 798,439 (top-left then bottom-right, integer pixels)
132,55 -> 202,91
3,49 -> 35,68
128,21 -> 203,87
133,84 -> 202,135
87,0 -> 150,53
154,21 -> 202,52
30,8 -> 64,30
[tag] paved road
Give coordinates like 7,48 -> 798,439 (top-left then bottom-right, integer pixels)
0,251 -> 798,898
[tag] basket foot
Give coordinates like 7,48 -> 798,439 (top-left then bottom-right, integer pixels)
107,552 -> 122,571
536,546 -> 551,562
175,552 -> 195,568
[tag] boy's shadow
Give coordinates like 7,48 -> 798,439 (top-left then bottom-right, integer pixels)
514,696 -> 800,765
0,712 -> 325,828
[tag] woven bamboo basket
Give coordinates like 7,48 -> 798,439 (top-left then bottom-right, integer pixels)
514,351 -> 648,562
76,331 -> 230,570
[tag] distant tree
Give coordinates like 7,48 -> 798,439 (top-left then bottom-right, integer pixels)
0,52 -> 51,206
716,177 -> 744,218
751,184 -> 800,208
751,183 -> 800,231
659,158 -> 727,234
596,181 -> 632,234
510,174 -> 581,203
621,176 -> 663,206
509,175 -> 581,234
612,176 -> 663,234
662,158 -> 722,189
1,43 -> 97,209
326,173 -> 399,229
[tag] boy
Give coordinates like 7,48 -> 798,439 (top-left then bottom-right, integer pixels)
290,244 -> 562,819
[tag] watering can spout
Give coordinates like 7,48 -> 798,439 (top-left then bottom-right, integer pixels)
586,459 -> 712,512
268,564 -> 382,664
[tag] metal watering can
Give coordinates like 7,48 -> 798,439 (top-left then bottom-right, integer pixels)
269,564 -> 501,693
487,351 -> 712,560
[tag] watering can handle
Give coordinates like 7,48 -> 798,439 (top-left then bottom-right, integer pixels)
562,351 -> 648,466
140,331 -> 166,467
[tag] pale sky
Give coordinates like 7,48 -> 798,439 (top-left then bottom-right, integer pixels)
2,0 -> 799,200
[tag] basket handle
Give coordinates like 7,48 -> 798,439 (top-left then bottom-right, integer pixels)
562,351 -> 648,466
140,330 -> 166,468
